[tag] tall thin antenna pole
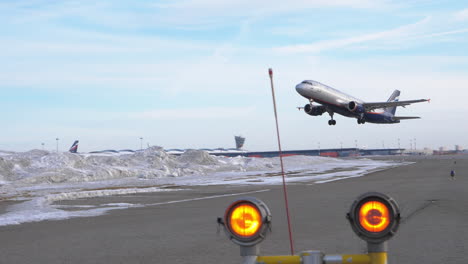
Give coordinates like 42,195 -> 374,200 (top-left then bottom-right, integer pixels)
268,68 -> 295,255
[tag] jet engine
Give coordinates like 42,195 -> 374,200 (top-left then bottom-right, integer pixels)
304,104 -> 325,116
348,101 -> 365,113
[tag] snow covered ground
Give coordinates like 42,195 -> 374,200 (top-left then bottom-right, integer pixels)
0,147 -> 407,226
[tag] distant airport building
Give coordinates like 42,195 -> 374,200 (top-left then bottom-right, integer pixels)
200,148 -> 402,158
433,145 -> 464,155
95,146 -> 407,158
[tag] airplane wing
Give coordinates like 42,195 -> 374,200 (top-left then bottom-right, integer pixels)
393,116 -> 421,120
363,99 -> 429,111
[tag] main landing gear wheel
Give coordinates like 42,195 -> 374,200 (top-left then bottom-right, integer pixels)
357,119 -> 366,124
327,111 -> 336,125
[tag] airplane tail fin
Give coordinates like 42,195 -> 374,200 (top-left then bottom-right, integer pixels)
385,90 -> 400,115
69,140 -> 79,153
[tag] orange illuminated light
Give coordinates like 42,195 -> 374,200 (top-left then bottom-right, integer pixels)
358,200 -> 390,233
229,203 -> 262,237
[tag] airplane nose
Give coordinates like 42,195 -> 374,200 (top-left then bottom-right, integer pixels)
295,83 -> 308,96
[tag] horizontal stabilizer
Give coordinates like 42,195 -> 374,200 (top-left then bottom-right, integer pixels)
363,99 -> 429,111
393,116 -> 420,120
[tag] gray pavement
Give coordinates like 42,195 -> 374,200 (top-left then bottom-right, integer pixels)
0,156 -> 466,263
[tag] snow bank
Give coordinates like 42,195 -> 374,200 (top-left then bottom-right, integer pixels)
0,147 -> 377,184
0,147 -> 408,226
0,147 -> 208,183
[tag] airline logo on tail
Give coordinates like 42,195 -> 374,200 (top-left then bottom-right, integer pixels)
385,90 -> 400,115
69,140 -> 79,153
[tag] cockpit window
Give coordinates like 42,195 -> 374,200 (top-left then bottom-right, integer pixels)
302,80 -> 314,85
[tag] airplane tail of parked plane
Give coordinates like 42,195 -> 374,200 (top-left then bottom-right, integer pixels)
385,90 -> 400,115
69,140 -> 79,153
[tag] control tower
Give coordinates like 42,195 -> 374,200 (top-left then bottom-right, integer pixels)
235,136 -> 245,150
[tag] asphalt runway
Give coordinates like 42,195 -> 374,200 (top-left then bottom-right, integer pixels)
0,156 -> 466,263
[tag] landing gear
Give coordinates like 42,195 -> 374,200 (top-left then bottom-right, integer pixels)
327,111 -> 336,125
357,114 -> 366,124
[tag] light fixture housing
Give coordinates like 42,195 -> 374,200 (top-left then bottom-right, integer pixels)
223,197 -> 272,246
347,192 -> 400,243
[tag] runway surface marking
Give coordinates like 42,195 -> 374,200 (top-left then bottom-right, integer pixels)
146,189 -> 271,207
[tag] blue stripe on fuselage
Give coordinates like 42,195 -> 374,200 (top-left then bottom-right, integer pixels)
315,99 -> 398,124
364,112 -> 398,123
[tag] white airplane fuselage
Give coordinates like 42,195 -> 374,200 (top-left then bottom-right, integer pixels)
295,80 -> 401,125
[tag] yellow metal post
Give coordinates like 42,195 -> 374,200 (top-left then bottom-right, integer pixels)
341,254 -> 371,264
324,254 -> 370,264
368,252 -> 387,264
255,255 -> 301,264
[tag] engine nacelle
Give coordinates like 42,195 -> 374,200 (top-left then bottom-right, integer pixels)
304,104 -> 325,116
348,101 -> 365,113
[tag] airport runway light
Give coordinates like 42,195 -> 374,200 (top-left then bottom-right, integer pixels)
139,137 -> 143,150
56,138 -> 59,153
222,197 -> 271,248
41,142 -> 45,150
219,193 -> 401,264
347,192 -> 400,244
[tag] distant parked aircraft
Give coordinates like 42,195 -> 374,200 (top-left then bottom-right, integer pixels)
69,140 -> 79,153
295,80 -> 429,125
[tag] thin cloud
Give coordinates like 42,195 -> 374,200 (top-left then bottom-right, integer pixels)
412,28 -> 468,39
273,17 -> 431,53
1,34 -> 212,57
155,0 -> 390,10
129,106 -> 257,120
270,26 -> 311,37
454,9 -> 468,21
151,0 -> 392,28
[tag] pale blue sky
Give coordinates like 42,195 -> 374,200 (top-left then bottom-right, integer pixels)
1,0 -> 467,152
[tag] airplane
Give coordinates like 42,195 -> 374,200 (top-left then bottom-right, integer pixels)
69,140 -> 79,153
295,80 -> 429,125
